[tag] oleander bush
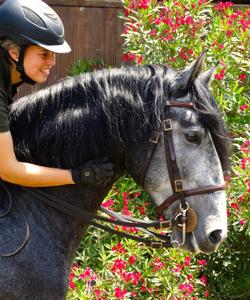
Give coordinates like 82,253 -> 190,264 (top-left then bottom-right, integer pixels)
67,1 -> 249,299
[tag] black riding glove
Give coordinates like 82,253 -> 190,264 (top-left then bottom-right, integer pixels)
71,157 -> 114,187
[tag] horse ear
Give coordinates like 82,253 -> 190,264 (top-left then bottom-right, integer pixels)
183,50 -> 206,84
173,51 -> 206,91
197,65 -> 217,86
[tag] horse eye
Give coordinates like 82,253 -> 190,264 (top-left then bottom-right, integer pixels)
184,132 -> 202,145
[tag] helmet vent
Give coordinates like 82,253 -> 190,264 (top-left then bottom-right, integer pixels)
22,6 -> 46,29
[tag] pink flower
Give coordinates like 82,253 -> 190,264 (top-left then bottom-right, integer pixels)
215,2 -> 233,11
94,288 -> 101,296
151,257 -> 164,272
239,219 -> 245,226
122,191 -> 128,198
114,287 -> 127,299
240,104 -> 249,111
186,49 -> 193,55
133,191 -> 141,197
187,274 -> 193,281
166,34 -> 173,41
112,242 -> 126,253
240,140 -> 250,153
215,69 -> 225,80
112,259 -> 127,273
121,270 -> 141,285
197,259 -> 207,266
102,198 -> 114,208
184,256 -> 191,266
138,0 -> 150,10
137,205 -> 145,215
150,29 -> 157,36
121,207 -> 132,216
230,202 -> 239,210
201,274 -> 207,285
173,263 -> 183,273
122,52 -> 137,62
226,30 -> 233,36
69,272 -> 76,289
140,286 -> 153,293
204,290 -> 209,297
238,194 -> 244,203
179,283 -> 194,293
241,157 -> 250,170
239,73 -> 247,81
154,17 -> 161,25
129,255 -> 137,265
137,55 -> 143,64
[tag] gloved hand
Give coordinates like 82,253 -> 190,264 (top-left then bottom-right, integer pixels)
71,157 -> 114,187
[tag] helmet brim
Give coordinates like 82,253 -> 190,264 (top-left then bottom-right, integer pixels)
23,35 -> 72,53
38,40 -> 72,54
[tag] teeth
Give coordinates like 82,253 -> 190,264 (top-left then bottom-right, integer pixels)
42,70 -> 49,75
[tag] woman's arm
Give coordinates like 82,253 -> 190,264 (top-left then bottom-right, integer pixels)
0,131 -> 74,187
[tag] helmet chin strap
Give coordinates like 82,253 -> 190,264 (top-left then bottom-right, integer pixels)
15,45 -> 36,85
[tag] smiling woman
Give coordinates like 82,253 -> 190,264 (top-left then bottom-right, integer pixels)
23,46 -> 56,84
0,0 -> 114,188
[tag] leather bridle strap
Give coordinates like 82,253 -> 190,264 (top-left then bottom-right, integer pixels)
157,183 -> 226,214
18,187 -> 174,249
139,131 -> 159,185
21,187 -> 171,230
138,101 -> 194,187
0,182 -> 30,257
163,106 -> 187,209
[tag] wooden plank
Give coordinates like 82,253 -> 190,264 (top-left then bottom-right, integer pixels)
43,0 -> 123,8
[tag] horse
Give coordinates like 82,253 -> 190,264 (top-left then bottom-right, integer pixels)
0,53 -> 230,299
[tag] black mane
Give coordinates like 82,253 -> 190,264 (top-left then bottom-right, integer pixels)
9,65 -> 230,170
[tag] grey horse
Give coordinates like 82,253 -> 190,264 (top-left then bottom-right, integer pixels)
0,54 -> 230,299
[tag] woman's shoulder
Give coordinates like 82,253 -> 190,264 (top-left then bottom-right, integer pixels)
0,57 -> 12,104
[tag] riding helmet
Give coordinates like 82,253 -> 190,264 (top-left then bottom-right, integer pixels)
0,0 -> 71,53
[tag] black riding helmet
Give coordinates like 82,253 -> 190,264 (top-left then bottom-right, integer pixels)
0,0 -> 71,83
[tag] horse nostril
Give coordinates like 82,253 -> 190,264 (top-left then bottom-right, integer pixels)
208,230 -> 223,245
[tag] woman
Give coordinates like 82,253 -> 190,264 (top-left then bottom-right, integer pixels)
0,0 -> 113,187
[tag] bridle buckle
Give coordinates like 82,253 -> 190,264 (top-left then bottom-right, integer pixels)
175,180 -> 183,192
149,131 -> 160,144
163,119 -> 172,131
150,241 -> 163,248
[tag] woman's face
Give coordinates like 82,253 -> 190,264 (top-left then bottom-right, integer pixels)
23,45 -> 56,83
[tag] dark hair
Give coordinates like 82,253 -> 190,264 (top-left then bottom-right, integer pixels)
9,64 -> 230,171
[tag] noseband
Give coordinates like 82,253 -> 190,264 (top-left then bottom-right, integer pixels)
139,100 -> 226,239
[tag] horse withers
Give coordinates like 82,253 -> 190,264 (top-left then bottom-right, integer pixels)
0,53 -> 230,299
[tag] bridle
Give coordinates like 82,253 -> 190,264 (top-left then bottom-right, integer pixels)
138,99 -> 226,245
0,100 -> 226,257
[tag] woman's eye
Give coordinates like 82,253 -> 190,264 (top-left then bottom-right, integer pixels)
184,132 -> 202,145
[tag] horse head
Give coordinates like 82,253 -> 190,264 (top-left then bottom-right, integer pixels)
125,53 -> 230,253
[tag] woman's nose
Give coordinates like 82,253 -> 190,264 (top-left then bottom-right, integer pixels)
48,53 -> 56,67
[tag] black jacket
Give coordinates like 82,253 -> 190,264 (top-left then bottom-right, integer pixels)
0,55 -> 21,132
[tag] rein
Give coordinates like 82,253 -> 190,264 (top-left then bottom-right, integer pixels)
0,185 -> 177,257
